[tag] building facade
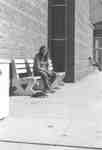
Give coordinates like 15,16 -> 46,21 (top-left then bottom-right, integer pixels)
0,0 -> 98,82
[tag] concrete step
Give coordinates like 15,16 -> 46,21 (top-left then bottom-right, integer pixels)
0,142 -> 96,150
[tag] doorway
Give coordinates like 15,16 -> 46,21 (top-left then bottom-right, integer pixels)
48,0 -> 75,82
94,22 -> 102,70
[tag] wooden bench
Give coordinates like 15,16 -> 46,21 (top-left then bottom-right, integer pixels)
10,59 -> 43,96
10,58 -> 65,96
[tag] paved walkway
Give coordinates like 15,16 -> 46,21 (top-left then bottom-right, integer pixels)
0,70 -> 102,149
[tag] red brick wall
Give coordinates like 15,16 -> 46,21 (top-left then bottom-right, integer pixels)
75,0 -> 94,81
0,0 -> 48,59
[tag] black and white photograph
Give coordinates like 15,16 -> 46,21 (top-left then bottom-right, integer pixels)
0,0 -> 102,149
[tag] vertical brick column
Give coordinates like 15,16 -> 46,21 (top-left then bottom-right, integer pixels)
75,0 -> 94,80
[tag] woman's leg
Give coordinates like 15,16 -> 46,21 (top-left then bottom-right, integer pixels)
39,71 -> 51,90
34,70 -> 55,92
48,71 -> 56,84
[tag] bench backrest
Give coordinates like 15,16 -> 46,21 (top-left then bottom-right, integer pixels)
26,59 -> 33,73
11,59 -> 34,80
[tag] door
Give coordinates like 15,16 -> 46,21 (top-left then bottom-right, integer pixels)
48,0 -> 65,72
48,0 -> 75,82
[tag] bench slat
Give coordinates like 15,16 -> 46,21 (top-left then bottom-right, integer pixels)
16,69 -> 27,74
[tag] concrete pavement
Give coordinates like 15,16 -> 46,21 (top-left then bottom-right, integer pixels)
0,70 -> 102,149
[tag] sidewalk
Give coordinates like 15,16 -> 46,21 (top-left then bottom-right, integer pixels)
0,70 -> 102,149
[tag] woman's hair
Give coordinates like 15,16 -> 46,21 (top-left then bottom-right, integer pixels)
38,46 -> 48,61
39,46 -> 46,54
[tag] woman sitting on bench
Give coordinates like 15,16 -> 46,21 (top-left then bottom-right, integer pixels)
33,46 -> 56,93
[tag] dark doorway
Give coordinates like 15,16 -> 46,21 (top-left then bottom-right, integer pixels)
48,0 -> 75,82
94,22 -> 102,70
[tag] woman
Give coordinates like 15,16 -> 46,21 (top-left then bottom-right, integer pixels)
33,46 -> 56,92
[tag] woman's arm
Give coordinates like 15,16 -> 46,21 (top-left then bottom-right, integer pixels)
48,58 -> 53,71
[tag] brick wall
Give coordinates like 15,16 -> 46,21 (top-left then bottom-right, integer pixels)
90,0 -> 102,24
75,0 -> 94,81
0,0 -> 48,59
